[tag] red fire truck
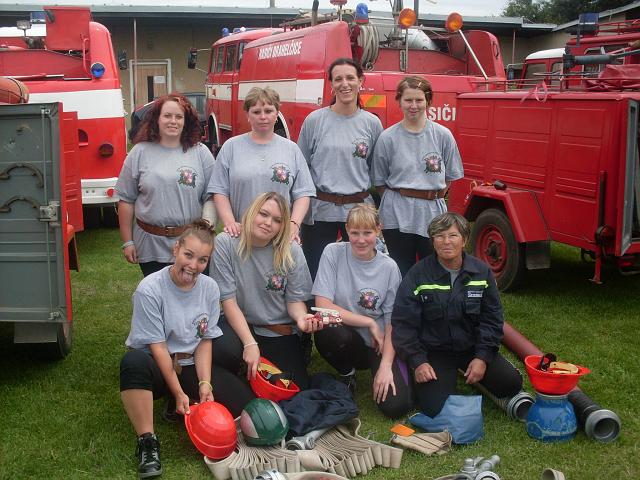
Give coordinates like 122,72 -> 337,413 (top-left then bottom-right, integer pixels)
0,6 -> 127,227
448,18 -> 640,290
188,8 -> 505,148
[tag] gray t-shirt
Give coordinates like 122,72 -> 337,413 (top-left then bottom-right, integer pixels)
372,121 -> 463,237
211,233 -> 312,337
297,107 -> 383,224
312,242 -> 401,347
207,133 -> 315,220
115,142 -> 215,262
125,266 -> 222,365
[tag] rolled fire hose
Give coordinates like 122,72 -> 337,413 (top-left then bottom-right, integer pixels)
205,419 -> 402,480
503,321 -> 621,442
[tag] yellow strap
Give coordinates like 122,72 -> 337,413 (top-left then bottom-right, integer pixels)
414,284 -> 450,295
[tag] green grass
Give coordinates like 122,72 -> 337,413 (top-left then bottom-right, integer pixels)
1,227 -> 639,479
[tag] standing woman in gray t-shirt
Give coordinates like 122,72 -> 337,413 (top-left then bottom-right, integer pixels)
211,192 -> 320,389
297,58 -> 383,279
312,205 -> 413,419
116,94 -> 216,277
208,87 -> 315,244
372,76 -> 463,276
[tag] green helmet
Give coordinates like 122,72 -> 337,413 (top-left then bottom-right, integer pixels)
239,399 -> 289,446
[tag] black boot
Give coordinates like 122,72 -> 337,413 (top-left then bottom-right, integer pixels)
135,432 -> 162,478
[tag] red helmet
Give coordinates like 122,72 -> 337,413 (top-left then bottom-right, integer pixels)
249,357 -> 300,402
184,401 -> 237,459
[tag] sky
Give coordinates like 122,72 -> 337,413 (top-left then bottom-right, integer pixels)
0,0 -> 511,17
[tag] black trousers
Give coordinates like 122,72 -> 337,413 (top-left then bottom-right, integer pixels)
414,350 -> 523,417
119,348 -> 255,418
314,325 -> 414,419
212,319 -> 310,390
382,229 -> 433,277
301,221 -> 349,280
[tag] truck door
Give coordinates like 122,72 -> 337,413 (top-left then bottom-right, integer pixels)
218,43 -> 237,134
621,100 -> 640,254
0,103 -> 73,359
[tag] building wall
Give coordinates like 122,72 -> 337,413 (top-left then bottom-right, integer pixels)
496,31 -> 571,66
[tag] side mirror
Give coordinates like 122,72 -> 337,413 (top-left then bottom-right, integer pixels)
118,50 -> 128,70
187,48 -> 198,70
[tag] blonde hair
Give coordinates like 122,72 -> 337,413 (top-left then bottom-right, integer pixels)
346,204 -> 381,231
238,192 -> 294,274
243,87 -> 281,112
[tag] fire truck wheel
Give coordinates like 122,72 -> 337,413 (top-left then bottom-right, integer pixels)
471,208 -> 524,291
41,322 -> 73,360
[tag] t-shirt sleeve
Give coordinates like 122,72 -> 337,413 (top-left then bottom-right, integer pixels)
290,144 -> 316,200
211,234 -> 237,301
204,281 -> 223,339
208,141 -> 231,196
311,243 -> 338,301
297,115 -> 314,164
128,285 -> 166,346
371,132 -> 390,186
199,144 -> 216,203
381,260 -> 402,327
115,145 -> 141,203
285,244 -> 313,303
443,128 -> 464,182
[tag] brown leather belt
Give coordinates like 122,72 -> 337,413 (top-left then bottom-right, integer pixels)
262,324 -> 294,336
172,352 -> 193,374
136,218 -> 188,237
390,187 -> 447,201
316,190 -> 369,206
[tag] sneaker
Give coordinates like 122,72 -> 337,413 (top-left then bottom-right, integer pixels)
161,396 -> 178,424
135,432 -> 162,479
340,372 -> 357,396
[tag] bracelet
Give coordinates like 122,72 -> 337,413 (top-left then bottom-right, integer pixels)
290,219 -> 300,229
198,380 -> 213,391
121,240 -> 134,249
243,341 -> 258,349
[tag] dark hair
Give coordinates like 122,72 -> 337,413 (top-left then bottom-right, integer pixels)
133,93 -> 201,152
328,57 -> 364,108
395,75 -> 433,104
177,219 -> 216,247
428,212 -> 471,241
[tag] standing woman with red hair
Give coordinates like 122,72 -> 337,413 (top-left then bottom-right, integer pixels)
116,93 -> 216,277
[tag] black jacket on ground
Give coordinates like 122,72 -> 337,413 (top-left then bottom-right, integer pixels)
391,253 -> 503,370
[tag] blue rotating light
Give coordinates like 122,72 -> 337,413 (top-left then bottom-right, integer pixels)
355,3 -> 369,24
222,27 -> 230,37
90,62 -> 105,78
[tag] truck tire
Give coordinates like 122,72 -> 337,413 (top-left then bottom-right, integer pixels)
471,208 -> 524,291
40,322 -> 73,360
208,125 -> 219,156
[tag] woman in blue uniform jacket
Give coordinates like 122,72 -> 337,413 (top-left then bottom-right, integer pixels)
391,212 -> 522,417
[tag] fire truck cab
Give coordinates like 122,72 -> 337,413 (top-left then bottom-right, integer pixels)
0,6 -> 127,224
190,9 -> 506,149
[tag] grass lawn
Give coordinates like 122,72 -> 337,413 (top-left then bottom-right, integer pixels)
0,227 -> 639,479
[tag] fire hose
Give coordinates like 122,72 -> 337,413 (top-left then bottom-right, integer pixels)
503,321 -> 621,442
204,418 -> 403,480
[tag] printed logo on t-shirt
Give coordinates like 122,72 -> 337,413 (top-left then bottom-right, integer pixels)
192,314 -> 209,338
177,166 -> 197,188
266,272 -> 287,293
352,139 -> 370,159
422,152 -> 443,173
270,163 -> 291,185
357,289 -> 380,310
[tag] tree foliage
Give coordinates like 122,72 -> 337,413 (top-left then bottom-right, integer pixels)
503,0 -> 633,24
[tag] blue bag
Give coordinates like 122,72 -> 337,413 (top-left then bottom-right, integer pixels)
409,395 -> 484,444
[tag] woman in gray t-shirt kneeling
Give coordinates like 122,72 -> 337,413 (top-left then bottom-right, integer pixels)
119,221 -> 254,479
211,192 -> 321,390
312,204 -> 413,418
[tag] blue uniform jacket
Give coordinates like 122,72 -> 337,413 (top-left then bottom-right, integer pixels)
391,253 -> 504,370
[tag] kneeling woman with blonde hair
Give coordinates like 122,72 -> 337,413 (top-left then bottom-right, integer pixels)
211,192 -> 320,390
312,204 -> 413,418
